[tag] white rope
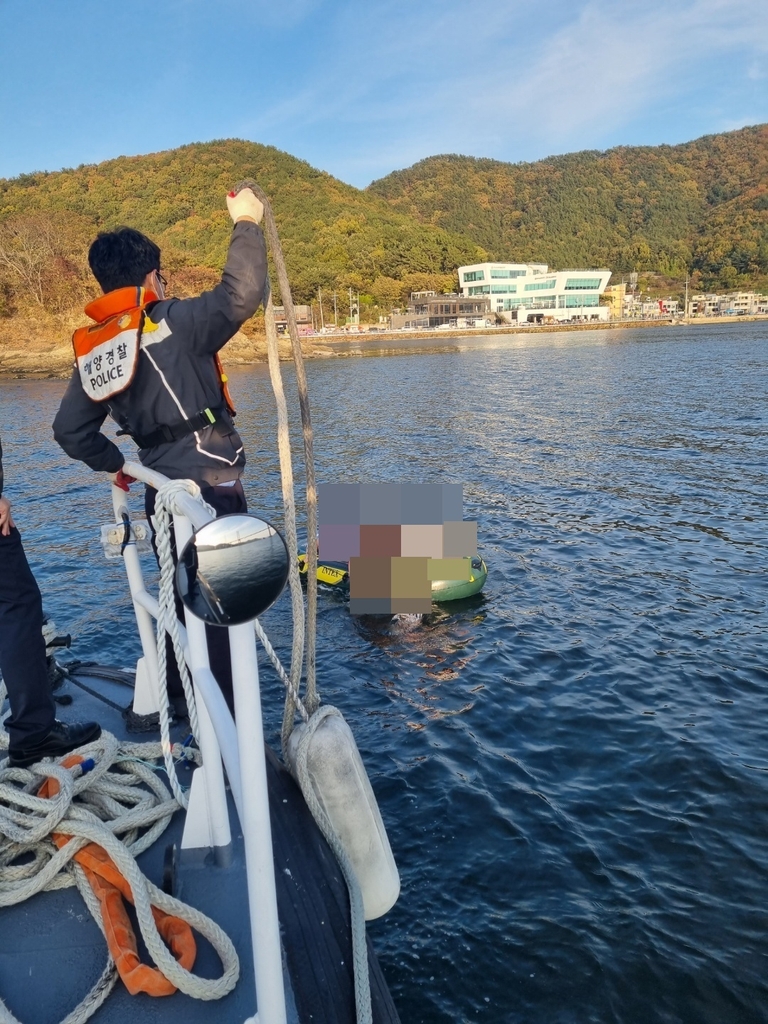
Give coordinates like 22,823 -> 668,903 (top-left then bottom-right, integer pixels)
150,478 -> 215,808
246,184 -> 372,1024
0,706 -> 239,1023
253,617 -> 309,724
263,293 -> 309,754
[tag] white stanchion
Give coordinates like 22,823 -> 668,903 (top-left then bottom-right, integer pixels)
112,487 -> 163,714
230,622 -> 287,1024
111,463 -> 286,1022
174,513 -> 232,857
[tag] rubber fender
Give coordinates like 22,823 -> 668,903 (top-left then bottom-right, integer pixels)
287,711 -> 400,920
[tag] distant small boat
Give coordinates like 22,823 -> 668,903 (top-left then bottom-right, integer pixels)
298,555 -> 488,604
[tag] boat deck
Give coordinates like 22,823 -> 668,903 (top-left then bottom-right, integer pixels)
0,667 -> 400,1024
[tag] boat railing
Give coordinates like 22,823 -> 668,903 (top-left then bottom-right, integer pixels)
110,459 -> 288,1024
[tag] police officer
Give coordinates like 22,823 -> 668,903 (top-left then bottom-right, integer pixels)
0,434 -> 101,767
52,189 -> 268,711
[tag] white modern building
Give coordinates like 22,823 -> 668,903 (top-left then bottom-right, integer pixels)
458,262 -> 612,323
688,291 -> 768,316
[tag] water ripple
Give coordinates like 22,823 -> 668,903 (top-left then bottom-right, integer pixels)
2,323 -> 766,1023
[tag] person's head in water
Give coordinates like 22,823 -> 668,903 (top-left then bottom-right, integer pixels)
88,227 -> 165,298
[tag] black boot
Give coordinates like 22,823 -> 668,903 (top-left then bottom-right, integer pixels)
8,720 -> 102,769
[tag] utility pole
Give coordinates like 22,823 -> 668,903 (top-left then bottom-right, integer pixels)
349,287 -> 359,326
684,273 -> 689,321
333,291 -> 338,327
318,288 -> 324,330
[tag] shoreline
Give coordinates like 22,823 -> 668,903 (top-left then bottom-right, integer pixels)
316,314 -> 767,348
1,314 -> 765,380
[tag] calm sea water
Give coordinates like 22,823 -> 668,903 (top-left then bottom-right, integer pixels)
1,322 -> 766,1024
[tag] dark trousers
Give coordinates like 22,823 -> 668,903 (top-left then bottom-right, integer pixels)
145,481 -> 248,714
0,528 -> 56,748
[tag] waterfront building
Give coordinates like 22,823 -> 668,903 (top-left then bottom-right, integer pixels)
273,304 -> 312,332
391,291 -> 491,329
687,293 -> 722,316
603,283 -> 626,319
687,291 -> 768,316
457,262 -> 612,323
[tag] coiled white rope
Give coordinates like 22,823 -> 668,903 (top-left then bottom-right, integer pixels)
150,478 -> 215,808
0,686 -> 239,1024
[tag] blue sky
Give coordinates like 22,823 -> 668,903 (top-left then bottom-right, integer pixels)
1,0 -> 766,188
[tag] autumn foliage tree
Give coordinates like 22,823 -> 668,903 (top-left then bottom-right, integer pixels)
0,212 -> 92,313
0,127 -> 766,331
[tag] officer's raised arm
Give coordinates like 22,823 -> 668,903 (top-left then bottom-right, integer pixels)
51,189 -> 269,714
161,188 -> 268,357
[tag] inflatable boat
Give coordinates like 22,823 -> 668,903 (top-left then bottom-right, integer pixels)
298,554 -> 488,604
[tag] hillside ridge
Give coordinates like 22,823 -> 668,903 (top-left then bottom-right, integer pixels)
367,124 -> 768,290
1,127 -> 766,371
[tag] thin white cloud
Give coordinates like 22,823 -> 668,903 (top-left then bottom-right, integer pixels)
348,0 -> 768,155
4,0 -> 764,184
239,0 -> 768,182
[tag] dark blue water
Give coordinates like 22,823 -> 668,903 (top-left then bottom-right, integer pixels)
1,323 -> 766,1024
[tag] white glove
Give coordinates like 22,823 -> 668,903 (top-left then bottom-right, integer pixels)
226,188 -> 264,225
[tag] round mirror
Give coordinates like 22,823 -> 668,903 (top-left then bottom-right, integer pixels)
176,514 -> 289,626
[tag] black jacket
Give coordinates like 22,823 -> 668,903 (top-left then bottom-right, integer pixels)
53,220 -> 267,486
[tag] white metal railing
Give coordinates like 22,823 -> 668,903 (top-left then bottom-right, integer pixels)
111,460 -> 287,1024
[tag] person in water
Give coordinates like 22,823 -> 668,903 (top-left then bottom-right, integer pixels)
0,434 -> 101,767
52,188 -> 268,712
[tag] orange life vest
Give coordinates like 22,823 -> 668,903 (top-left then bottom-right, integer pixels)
72,286 -> 157,403
73,287 -> 237,415
214,353 -> 236,417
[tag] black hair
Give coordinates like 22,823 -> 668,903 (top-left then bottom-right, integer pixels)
88,227 -> 161,293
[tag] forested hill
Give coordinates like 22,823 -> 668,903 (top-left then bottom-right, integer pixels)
0,140 -> 485,314
367,125 -> 768,291
2,128 -> 767,330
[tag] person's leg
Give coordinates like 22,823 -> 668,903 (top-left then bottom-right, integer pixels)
145,481 -> 248,715
0,528 -> 57,748
198,482 -> 248,712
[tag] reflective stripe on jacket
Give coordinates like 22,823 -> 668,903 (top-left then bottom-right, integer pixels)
53,221 -> 268,486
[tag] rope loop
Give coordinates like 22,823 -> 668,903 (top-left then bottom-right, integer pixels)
150,478 -> 217,806
0,706 -> 240,1022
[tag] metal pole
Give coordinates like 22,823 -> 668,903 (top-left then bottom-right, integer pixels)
229,622 -> 287,1024
333,290 -> 338,326
117,463 -> 244,812
174,514 -> 232,857
319,288 -> 324,330
112,486 -> 161,704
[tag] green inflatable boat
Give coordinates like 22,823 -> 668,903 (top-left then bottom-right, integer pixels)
297,554 -> 488,604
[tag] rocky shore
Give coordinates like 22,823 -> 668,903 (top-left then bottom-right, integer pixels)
1,314 -> 764,379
